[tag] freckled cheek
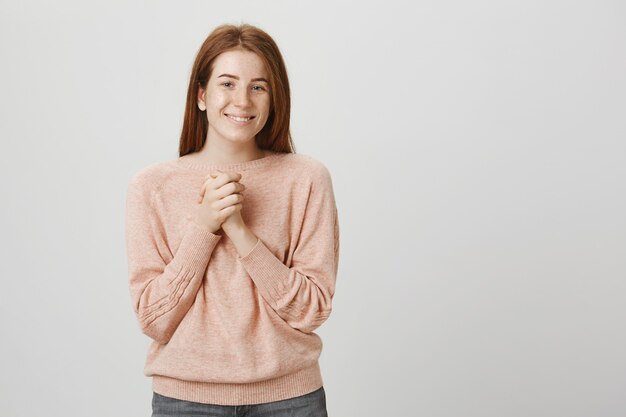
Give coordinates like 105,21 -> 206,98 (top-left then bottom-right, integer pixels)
253,97 -> 271,118
208,93 -> 228,113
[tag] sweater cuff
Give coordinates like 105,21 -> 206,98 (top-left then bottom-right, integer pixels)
238,238 -> 290,304
171,220 -> 222,272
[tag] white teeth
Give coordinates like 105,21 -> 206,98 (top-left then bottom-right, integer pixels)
227,114 -> 252,122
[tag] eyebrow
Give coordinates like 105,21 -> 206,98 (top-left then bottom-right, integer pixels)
217,73 -> 269,83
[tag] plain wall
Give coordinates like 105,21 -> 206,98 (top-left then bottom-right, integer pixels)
1,0 -> 624,416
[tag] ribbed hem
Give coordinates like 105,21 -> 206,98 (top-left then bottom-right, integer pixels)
170,220 -> 222,272
237,238 -> 289,308
168,151 -> 285,172
152,362 -> 323,406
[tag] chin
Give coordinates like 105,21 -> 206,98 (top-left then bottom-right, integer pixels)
226,134 -> 258,144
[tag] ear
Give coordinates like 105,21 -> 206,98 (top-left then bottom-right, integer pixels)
197,86 -> 206,111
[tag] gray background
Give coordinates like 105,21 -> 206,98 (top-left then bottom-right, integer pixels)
1,0 -> 624,416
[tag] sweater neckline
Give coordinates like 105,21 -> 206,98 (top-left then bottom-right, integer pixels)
168,151 -> 286,172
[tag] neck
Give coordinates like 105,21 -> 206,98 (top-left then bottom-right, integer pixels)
191,137 -> 267,165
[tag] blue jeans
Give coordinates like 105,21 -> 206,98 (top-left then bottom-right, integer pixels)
151,386 -> 328,417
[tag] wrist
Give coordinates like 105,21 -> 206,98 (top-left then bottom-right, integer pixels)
193,217 -> 219,234
224,222 -> 247,236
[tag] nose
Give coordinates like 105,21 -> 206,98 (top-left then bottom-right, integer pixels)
233,85 -> 251,108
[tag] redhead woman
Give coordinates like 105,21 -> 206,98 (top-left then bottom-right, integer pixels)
125,23 -> 339,416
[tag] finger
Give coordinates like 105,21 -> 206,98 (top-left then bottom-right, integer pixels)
219,202 -> 242,216
218,180 -> 247,200
215,192 -> 244,211
198,181 -> 207,201
210,169 -> 222,178
212,169 -> 241,181
216,180 -> 245,193
205,169 -> 222,181
211,169 -> 242,180
206,171 -> 243,191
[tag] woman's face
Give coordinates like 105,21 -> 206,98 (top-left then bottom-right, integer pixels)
198,49 -> 271,147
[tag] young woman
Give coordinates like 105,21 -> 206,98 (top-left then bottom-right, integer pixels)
125,23 -> 340,416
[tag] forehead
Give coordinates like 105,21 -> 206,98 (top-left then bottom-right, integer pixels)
211,49 -> 267,77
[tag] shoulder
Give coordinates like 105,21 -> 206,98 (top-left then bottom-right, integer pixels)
126,160 -> 177,200
279,153 -> 334,184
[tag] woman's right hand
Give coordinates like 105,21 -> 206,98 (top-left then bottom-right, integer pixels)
194,170 -> 245,233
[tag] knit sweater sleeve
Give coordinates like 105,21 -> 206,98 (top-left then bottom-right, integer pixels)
125,173 -> 222,344
237,164 -> 340,334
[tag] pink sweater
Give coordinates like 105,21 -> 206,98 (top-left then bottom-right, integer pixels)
125,152 -> 340,406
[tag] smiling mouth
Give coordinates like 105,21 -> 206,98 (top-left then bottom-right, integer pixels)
225,114 -> 256,122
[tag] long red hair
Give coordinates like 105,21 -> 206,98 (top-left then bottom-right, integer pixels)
179,23 -> 295,156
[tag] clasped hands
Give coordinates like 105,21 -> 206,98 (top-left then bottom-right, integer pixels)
194,169 -> 258,257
